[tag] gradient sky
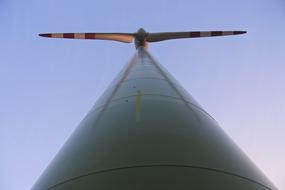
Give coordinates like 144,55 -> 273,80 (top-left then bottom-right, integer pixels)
1,0 -> 285,189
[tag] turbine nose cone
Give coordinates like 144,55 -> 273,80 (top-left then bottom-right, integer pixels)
137,28 -> 146,33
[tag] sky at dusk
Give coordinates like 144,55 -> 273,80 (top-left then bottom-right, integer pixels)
1,0 -> 285,189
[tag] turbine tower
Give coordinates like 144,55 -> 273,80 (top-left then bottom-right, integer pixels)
32,29 -> 277,190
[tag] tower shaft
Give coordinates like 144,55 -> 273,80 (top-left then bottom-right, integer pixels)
32,48 -> 276,190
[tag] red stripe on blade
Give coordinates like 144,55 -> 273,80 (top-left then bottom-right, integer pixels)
85,33 -> 96,39
63,33 -> 75,38
189,32 -> 200,37
211,31 -> 223,36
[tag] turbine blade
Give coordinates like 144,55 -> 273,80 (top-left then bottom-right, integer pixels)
146,31 -> 246,42
39,33 -> 134,43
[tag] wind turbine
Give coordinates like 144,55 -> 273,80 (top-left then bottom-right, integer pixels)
32,28 -> 277,190
39,28 -> 246,48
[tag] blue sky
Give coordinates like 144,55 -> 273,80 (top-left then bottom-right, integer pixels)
1,0 -> 285,189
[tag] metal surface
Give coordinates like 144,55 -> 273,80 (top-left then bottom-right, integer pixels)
32,48 -> 277,190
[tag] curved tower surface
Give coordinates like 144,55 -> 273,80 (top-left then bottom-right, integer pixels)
32,48 -> 277,190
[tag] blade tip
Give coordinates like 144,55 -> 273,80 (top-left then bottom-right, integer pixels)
234,31 -> 247,35
39,33 -> 51,37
